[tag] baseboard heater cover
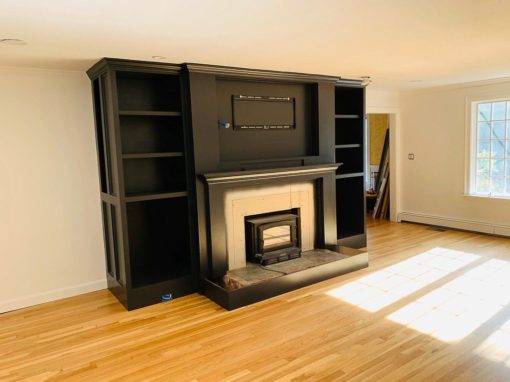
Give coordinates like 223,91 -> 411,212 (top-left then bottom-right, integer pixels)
398,211 -> 510,238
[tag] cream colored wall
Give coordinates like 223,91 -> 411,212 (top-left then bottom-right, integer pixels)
399,79 -> 510,235
0,67 -> 106,312
366,89 -> 400,113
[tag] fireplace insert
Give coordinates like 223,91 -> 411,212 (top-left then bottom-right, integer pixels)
245,211 -> 301,265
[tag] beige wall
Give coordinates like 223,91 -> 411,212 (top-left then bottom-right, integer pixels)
399,80 -> 510,235
366,89 -> 400,113
0,67 -> 106,312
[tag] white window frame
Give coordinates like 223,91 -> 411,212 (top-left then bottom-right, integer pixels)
465,93 -> 510,199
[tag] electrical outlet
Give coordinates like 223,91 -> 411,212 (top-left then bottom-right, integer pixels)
408,153 -> 415,160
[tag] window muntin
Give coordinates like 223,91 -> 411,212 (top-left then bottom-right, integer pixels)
473,99 -> 510,197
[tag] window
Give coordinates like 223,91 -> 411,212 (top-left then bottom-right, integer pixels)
469,99 -> 510,198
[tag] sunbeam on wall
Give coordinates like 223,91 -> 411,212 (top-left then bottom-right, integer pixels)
326,248 -> 479,312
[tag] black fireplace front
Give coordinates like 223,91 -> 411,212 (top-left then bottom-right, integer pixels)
245,210 -> 301,265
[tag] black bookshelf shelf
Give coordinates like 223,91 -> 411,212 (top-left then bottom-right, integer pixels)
335,144 -> 361,149
338,230 -> 362,239
126,191 -> 188,203
118,111 -> 182,117
122,152 -> 184,159
335,114 -> 360,119
335,172 -> 364,179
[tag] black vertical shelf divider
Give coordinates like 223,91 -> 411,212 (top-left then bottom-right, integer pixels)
334,83 -> 367,248
87,59 -> 197,310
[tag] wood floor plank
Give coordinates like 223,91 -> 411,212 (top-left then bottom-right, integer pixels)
1,218 -> 510,381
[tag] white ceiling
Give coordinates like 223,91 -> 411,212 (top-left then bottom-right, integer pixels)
1,0 -> 510,90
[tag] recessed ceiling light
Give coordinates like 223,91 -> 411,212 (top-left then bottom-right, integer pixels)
151,55 -> 166,60
0,38 -> 27,46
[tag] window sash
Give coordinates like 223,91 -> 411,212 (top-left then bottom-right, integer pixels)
470,99 -> 510,198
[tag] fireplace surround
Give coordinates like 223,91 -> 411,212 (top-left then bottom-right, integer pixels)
223,181 -> 315,270
203,165 -> 338,278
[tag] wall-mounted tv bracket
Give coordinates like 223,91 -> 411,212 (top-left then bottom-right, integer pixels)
231,94 -> 296,130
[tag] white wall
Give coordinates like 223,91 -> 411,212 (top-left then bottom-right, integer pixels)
399,79 -> 510,235
366,89 -> 400,114
0,67 -> 106,313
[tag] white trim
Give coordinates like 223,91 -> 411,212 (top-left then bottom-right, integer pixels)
365,115 -> 371,189
463,193 -> 510,201
388,113 -> 400,222
0,65 -> 88,74
401,76 -> 510,94
398,211 -> 510,237
464,95 -> 476,195
0,279 -> 107,313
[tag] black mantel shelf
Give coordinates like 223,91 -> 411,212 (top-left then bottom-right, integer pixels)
203,164 -> 339,184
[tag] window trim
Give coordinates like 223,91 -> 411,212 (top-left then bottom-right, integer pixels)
465,93 -> 510,199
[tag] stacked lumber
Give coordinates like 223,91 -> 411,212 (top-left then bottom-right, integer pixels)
373,130 -> 390,219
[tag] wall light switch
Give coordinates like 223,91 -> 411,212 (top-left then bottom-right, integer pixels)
408,153 -> 415,160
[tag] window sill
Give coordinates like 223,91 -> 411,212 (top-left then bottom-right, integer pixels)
463,193 -> 510,201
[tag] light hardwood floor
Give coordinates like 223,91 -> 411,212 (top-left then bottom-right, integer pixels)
2,219 -> 510,381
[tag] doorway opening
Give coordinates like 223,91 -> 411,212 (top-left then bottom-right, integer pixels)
366,114 -> 390,220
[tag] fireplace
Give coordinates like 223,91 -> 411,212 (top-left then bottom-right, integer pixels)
245,210 -> 301,265
201,164 -> 368,310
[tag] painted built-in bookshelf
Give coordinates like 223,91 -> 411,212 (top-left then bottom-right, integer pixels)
88,64 -> 196,309
334,85 -> 366,248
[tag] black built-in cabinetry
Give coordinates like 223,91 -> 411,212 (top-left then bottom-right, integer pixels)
334,85 -> 367,248
87,60 -> 196,310
88,59 -> 366,310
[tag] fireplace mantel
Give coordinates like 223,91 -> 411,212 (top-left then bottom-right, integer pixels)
203,164 -> 339,185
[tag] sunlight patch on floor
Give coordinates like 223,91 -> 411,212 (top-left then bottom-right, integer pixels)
326,247 -> 479,312
475,319 -> 510,365
388,259 -> 510,342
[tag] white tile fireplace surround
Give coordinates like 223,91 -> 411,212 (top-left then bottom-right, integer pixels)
224,182 -> 315,270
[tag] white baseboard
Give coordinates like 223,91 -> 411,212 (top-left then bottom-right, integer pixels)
398,211 -> 510,237
0,279 -> 107,314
